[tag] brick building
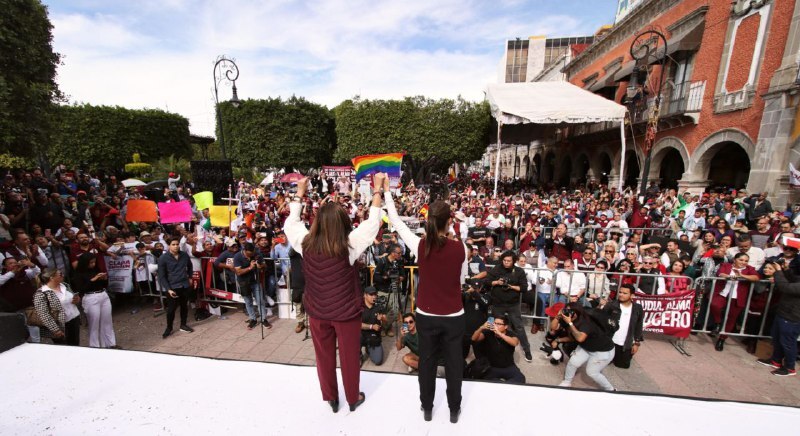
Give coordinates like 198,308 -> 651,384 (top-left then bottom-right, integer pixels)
489,0 -> 800,206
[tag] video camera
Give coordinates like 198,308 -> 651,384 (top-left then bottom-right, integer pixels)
375,294 -> 389,314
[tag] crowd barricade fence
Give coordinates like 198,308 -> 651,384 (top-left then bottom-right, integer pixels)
511,266 -> 775,339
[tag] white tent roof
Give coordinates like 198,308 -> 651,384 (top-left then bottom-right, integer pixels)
487,82 -> 627,125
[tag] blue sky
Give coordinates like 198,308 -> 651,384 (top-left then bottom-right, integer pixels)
44,0 -> 618,136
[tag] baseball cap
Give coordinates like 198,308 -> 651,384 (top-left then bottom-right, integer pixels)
544,302 -> 566,318
364,286 -> 378,295
225,239 -> 237,247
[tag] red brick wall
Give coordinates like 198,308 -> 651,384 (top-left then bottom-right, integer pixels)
725,13 -> 760,92
568,0 -> 795,155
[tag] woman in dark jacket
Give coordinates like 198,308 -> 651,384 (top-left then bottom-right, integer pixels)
73,252 -> 117,348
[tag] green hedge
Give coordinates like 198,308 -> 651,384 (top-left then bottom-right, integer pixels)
50,104 -> 191,170
333,96 -> 490,177
219,96 -> 335,170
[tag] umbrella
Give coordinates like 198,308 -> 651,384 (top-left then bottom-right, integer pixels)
280,172 -> 303,183
121,178 -> 146,188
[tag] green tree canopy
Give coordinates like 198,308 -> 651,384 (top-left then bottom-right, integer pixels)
0,0 -> 62,158
219,96 -> 335,170
50,104 -> 191,170
333,96 -> 490,182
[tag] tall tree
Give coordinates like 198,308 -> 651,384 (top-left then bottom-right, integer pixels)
0,0 -> 62,159
334,96 -> 490,183
219,96 -> 336,171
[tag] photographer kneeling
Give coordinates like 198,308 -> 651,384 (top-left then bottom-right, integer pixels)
556,303 -> 620,391
471,315 -> 526,383
360,287 -> 386,365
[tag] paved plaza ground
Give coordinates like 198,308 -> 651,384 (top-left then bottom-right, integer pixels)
80,301 -> 800,408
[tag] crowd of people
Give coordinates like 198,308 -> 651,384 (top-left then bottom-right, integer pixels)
2,164 -> 799,386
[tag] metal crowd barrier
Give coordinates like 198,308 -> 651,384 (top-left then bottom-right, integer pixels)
504,266 -> 775,340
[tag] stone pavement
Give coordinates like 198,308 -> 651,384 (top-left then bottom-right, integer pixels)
89,303 -> 800,407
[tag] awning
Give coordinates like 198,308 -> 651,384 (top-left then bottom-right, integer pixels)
486,82 -> 628,194
487,82 -> 627,125
589,65 -> 623,92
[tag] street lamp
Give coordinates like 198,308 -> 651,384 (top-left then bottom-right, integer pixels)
213,56 -> 241,160
626,30 -> 667,200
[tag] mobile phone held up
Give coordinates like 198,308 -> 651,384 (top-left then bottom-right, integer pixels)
402,323 -> 409,333
487,316 -> 495,327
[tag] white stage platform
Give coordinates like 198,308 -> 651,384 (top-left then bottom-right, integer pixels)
1,344 -> 797,435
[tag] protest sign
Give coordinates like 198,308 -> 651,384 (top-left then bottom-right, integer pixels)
636,289 -> 695,338
125,199 -> 158,222
104,243 -> 138,293
158,201 -> 193,224
193,191 -> 214,210
209,205 -> 238,227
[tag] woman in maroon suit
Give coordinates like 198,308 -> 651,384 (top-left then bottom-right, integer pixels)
284,173 -> 386,413
385,183 -> 469,424
710,252 -> 760,351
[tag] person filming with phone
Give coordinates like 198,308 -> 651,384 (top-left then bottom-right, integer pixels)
471,314 -> 526,383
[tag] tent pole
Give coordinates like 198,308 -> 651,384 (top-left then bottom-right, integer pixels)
494,122 -> 502,198
619,118 -> 626,192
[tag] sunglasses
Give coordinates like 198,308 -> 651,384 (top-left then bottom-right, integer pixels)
604,250 -> 614,253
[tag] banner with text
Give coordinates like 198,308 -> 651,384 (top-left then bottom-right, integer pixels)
636,289 -> 695,338
104,243 -> 138,294
322,166 -> 356,183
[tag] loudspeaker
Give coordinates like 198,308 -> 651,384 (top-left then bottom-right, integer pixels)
191,160 -> 234,204
0,312 -> 28,353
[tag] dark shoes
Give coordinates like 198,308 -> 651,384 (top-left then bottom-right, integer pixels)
262,319 -> 272,329
715,338 -> 725,352
523,350 -> 533,362
709,327 -> 720,338
349,392 -> 365,411
179,324 -> 194,333
771,368 -> 796,376
162,328 -> 173,339
247,319 -> 257,330
421,406 -> 432,422
328,399 -> 339,413
450,408 -> 461,424
757,358 -> 781,369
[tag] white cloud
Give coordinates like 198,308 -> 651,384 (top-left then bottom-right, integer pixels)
48,0 -> 604,137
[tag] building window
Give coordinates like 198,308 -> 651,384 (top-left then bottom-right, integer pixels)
505,39 -> 529,82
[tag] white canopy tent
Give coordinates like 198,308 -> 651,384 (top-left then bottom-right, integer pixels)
486,82 -> 628,195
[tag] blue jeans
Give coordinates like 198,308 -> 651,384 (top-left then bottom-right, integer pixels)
485,365 -> 526,383
242,282 -> 265,321
770,315 -> 800,371
536,293 -> 550,325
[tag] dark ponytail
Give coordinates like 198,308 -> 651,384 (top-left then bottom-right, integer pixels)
423,201 -> 451,258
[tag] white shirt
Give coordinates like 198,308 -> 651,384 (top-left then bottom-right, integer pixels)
725,246 -> 765,269
43,283 -> 81,322
485,213 -> 505,230
531,268 -> 555,294
612,303 -> 633,346
554,269 -> 586,296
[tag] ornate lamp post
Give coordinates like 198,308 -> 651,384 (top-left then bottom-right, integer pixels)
213,56 -> 241,160
626,30 -> 667,199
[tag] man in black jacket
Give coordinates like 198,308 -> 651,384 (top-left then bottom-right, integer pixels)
758,263 -> 800,376
609,284 -> 644,368
372,244 -> 404,336
157,237 -> 194,338
487,250 -> 531,362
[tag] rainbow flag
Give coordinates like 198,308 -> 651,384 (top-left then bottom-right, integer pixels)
351,153 -> 404,182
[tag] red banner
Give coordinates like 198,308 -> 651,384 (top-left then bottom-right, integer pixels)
636,289 -> 695,338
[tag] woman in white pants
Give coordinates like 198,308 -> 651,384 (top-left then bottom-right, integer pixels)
73,252 -> 117,348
